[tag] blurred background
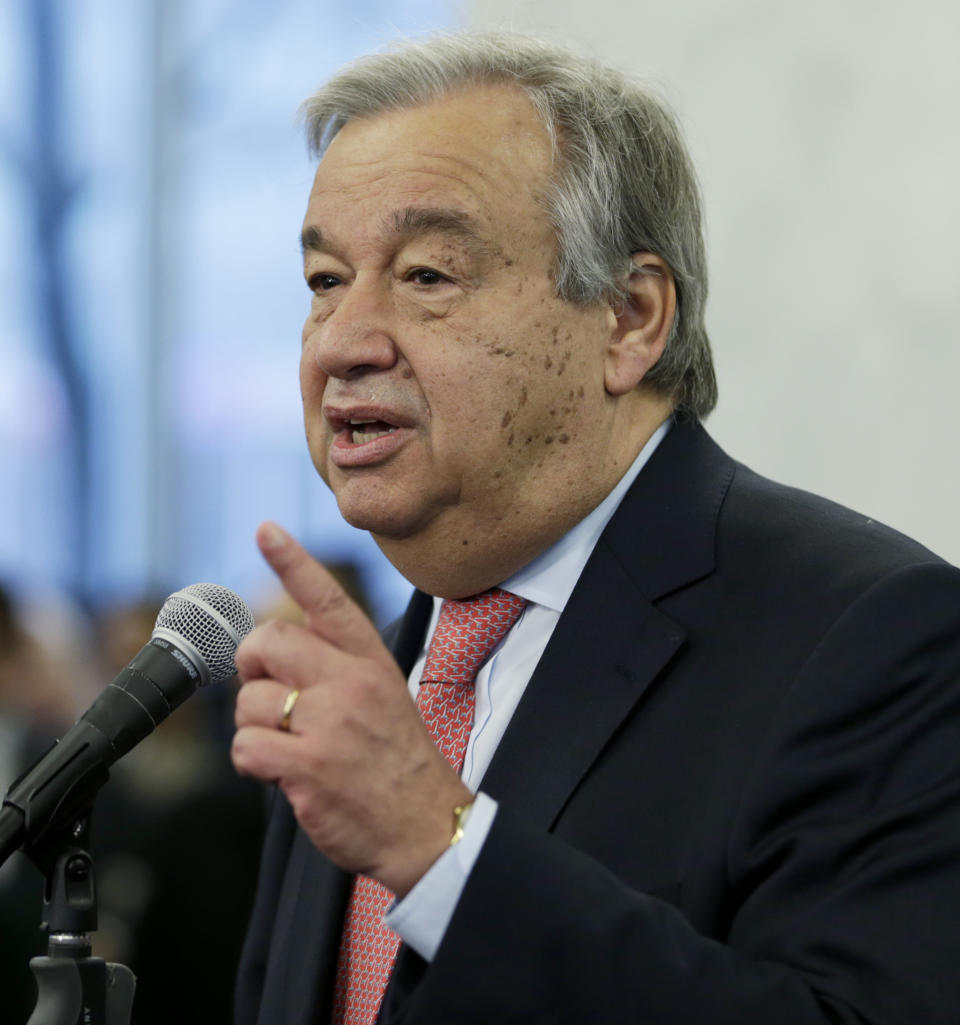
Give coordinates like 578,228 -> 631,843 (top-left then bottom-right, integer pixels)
1,0 -> 957,1022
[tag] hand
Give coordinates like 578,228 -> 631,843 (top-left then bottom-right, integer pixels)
232,522 -> 472,897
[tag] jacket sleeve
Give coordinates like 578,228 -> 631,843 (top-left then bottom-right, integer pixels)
382,562 -> 960,1025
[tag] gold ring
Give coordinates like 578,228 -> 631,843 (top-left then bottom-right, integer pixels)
278,688 -> 300,732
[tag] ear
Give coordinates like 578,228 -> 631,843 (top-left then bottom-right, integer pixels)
604,253 -> 677,397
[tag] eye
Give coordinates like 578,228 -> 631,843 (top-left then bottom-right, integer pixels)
407,267 -> 450,287
307,272 -> 342,292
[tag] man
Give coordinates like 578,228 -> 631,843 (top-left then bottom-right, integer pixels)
231,33 -> 960,1025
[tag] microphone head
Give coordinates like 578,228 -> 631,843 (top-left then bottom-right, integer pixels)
153,583 -> 255,684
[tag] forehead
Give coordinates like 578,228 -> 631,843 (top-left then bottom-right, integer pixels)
302,84 -> 555,250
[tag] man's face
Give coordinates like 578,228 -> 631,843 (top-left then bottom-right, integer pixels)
299,84 -> 621,589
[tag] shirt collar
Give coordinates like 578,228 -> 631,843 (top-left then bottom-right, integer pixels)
501,417 -> 672,613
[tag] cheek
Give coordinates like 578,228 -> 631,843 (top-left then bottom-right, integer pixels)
299,340 -> 329,406
497,384 -> 584,453
420,301 -> 597,462
484,327 -> 594,454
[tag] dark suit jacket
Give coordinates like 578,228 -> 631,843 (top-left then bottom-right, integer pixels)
235,421 -> 960,1024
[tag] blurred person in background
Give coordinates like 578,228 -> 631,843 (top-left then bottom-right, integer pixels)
0,581 -> 88,1023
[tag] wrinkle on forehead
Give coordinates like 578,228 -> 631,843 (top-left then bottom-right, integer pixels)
300,206 -> 496,262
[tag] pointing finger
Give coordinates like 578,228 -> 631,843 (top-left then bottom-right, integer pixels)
255,521 -> 384,658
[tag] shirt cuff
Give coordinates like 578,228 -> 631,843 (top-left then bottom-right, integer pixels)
385,791 -> 498,962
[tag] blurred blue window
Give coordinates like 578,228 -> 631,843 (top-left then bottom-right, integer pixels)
0,0 -> 459,623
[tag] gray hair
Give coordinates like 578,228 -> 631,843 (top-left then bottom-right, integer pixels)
301,32 -> 717,419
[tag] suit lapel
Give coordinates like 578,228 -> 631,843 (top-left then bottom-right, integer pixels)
479,421 -> 735,828
479,545 -> 685,826
267,832 -> 350,1025
386,587 -> 434,674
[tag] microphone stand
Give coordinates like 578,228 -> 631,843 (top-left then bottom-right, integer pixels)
23,809 -> 136,1025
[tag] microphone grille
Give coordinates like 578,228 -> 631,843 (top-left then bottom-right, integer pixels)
154,583 -> 255,684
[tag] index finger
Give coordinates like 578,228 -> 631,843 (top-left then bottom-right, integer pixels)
255,521 -> 384,658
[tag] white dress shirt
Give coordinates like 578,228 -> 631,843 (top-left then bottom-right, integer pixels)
386,418 -> 671,959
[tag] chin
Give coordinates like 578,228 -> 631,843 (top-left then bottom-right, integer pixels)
334,491 -> 428,541
329,464 -> 453,542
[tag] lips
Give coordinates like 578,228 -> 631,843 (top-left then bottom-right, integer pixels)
324,404 -> 415,468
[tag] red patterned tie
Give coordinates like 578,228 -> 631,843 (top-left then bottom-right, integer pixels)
330,587 -> 527,1025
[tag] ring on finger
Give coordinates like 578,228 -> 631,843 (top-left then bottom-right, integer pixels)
278,688 -> 301,733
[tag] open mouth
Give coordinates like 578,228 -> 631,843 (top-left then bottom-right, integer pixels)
347,418 -> 399,445
326,410 -> 408,468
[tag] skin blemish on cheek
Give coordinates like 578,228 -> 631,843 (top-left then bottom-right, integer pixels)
559,434 -> 570,444
402,368 -> 413,379
507,433 -> 515,446
544,356 -> 553,370
501,411 -> 513,428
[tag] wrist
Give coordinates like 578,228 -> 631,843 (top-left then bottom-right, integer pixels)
378,781 -> 474,898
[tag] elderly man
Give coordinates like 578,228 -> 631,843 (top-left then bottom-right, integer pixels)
231,33 -> 960,1025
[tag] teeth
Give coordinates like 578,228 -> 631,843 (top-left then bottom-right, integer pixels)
342,416 -> 399,444
352,427 -> 397,445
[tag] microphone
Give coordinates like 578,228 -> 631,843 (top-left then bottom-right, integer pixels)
0,583 -> 254,867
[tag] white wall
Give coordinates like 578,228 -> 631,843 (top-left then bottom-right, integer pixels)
467,0 -> 960,565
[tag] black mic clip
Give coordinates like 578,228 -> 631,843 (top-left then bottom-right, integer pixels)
23,808 -> 136,1025
2,724 -> 112,872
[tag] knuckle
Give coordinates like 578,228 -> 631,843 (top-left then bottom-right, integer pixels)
234,633 -> 262,677
260,618 -> 286,642
230,730 -> 251,771
233,684 -> 256,725
306,587 -> 351,624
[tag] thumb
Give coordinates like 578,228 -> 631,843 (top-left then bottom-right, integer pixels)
256,521 -> 382,658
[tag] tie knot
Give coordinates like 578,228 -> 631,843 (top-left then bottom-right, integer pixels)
422,587 -> 527,686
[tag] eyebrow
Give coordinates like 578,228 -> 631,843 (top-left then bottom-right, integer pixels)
300,225 -> 327,256
299,207 -> 491,259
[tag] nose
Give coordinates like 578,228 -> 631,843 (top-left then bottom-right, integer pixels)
302,275 -> 398,381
